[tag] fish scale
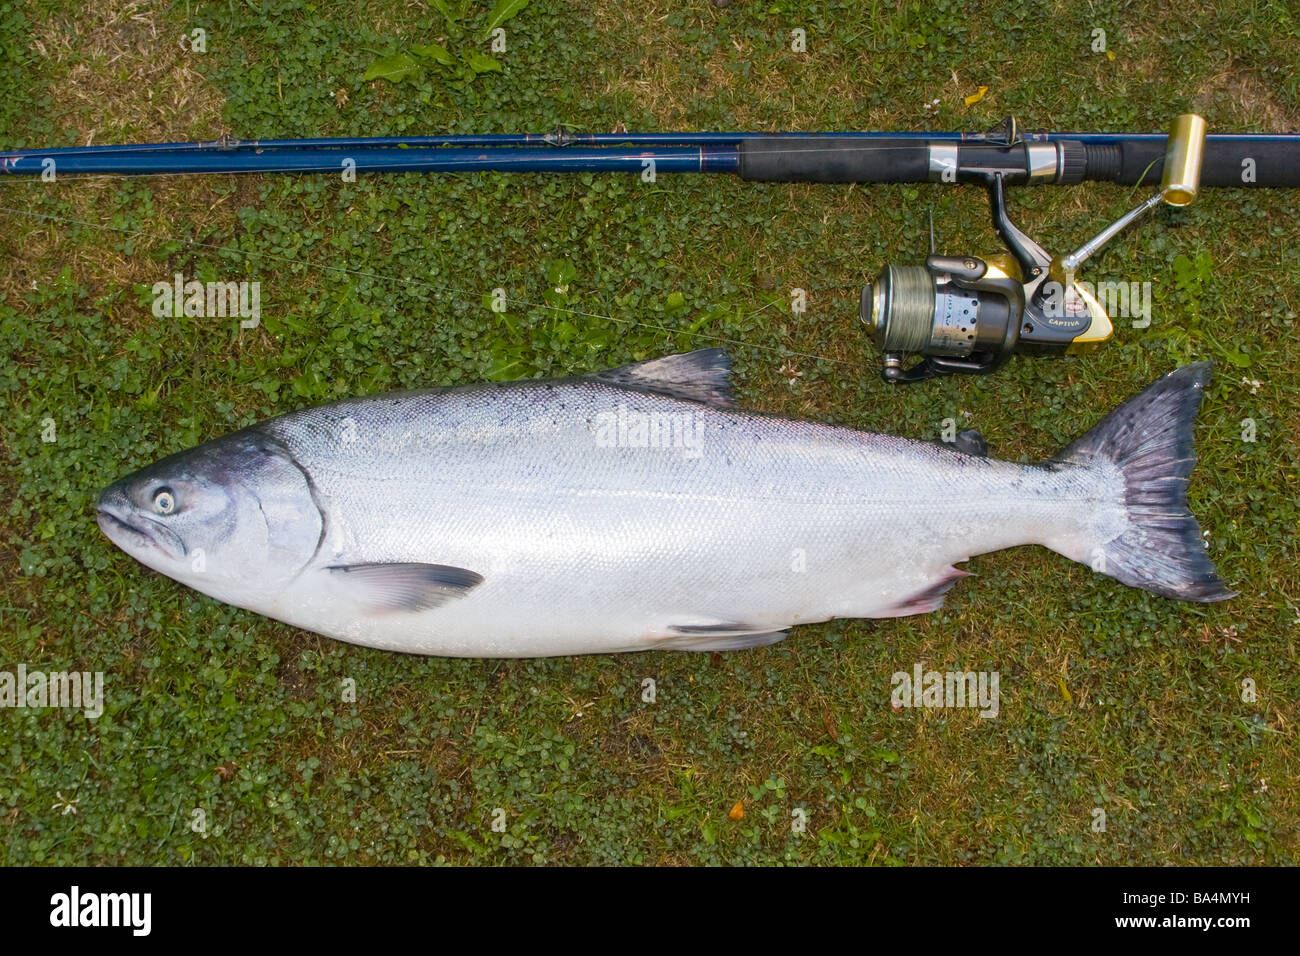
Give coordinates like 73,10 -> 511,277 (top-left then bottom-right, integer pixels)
96,350 -> 1232,657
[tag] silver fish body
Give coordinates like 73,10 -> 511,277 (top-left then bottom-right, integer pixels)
96,351 -> 1231,656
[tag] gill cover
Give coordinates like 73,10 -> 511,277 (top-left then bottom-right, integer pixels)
235,431 -> 326,578
98,428 -> 324,602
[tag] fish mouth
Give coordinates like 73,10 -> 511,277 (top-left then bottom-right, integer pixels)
95,490 -> 186,560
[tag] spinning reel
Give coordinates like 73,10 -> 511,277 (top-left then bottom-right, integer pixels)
860,115 -> 1208,383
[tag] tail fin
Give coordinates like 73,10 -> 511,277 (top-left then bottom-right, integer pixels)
1052,363 -> 1233,602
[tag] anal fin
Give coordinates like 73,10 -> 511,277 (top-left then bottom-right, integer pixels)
878,566 -> 970,618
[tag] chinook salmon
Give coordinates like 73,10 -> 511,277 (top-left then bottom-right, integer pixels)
95,350 -> 1232,656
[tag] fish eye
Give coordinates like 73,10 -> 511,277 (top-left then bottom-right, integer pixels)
152,487 -> 176,514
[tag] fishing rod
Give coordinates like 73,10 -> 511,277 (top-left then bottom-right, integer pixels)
4,114 -> 1294,382
3,118 -> 1293,181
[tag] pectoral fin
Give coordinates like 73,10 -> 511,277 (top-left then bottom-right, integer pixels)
658,622 -> 789,651
327,562 -> 483,613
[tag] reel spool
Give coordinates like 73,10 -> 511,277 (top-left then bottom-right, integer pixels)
861,114 -> 1207,384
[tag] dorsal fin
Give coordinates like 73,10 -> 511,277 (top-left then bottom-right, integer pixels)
595,349 -> 734,408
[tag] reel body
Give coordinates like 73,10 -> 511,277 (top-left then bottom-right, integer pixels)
862,255 -> 1110,383
861,114 -> 1205,384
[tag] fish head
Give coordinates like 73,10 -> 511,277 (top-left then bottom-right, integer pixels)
96,430 -> 323,606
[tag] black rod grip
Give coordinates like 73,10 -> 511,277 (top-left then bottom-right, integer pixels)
738,137 -> 931,183
1085,139 -> 1300,187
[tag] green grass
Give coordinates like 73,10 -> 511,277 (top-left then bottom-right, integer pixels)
1,0 -> 1296,864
